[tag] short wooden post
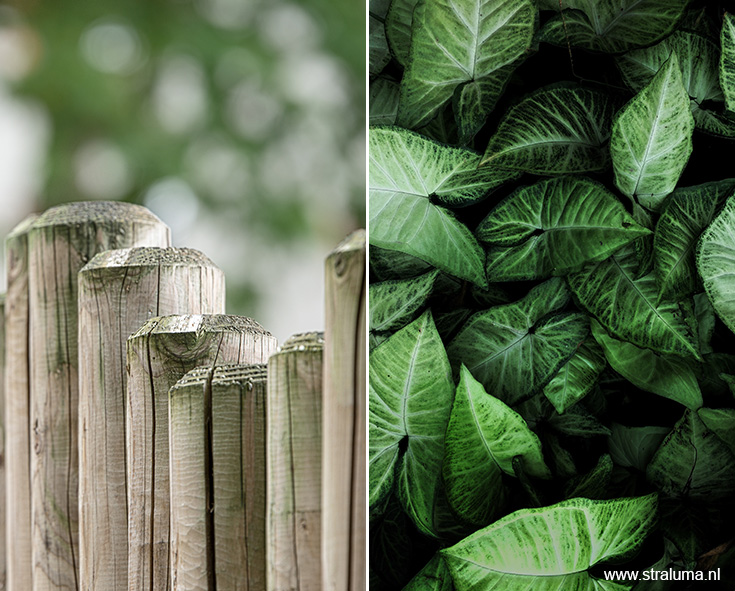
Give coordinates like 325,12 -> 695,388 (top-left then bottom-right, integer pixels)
322,230 -> 366,591
5,215 -> 36,591
78,248 -> 225,591
27,202 -> 170,591
266,332 -> 323,591
0,293 -> 6,590
169,363 -> 268,590
127,315 -> 277,591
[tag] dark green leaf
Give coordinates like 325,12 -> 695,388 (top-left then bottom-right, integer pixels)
370,269 -> 440,332
543,337 -> 606,414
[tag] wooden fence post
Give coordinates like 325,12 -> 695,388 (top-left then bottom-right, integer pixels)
169,363 -> 268,590
322,229 -> 366,591
127,315 -> 277,591
266,332 -> 323,591
27,202 -> 170,591
0,293 -> 6,590
5,215 -> 36,591
78,247 -> 225,591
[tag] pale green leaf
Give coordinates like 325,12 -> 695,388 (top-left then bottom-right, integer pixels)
567,244 -> 700,359
543,337 -> 606,414
369,311 -> 455,536
654,179 -> 735,303
370,126 -> 514,287
720,12 -> 735,112
591,320 -> 703,410
607,423 -> 670,472
385,0 -> 421,66
480,85 -> 618,174
370,14 -> 391,79
443,365 -> 551,525
453,68 -> 517,144
446,278 -> 589,405
697,407 -> 735,457
478,176 -> 650,281
442,495 -> 658,591
370,78 -> 400,125
692,107 -> 735,137
611,53 -> 694,211
403,555 -> 454,591
397,0 -> 535,130
538,0 -> 689,54
647,410 -> 735,500
370,270 -> 440,332
696,193 -> 735,336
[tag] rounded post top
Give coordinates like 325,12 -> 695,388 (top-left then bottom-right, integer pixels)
32,201 -> 165,229
129,314 -> 273,341
274,331 -> 324,355
81,247 -> 219,272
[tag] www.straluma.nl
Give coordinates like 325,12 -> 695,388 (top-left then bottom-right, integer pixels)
604,568 -> 721,583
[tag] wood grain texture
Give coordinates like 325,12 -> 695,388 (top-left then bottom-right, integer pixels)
0,294 -> 6,590
5,215 -> 36,591
169,363 -> 268,591
127,315 -> 277,591
78,247 -> 224,591
266,332 -> 323,591
322,230 -> 366,591
27,202 -> 170,591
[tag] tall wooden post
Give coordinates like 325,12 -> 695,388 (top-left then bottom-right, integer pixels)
0,293 -> 6,589
322,230 -> 366,591
5,215 -> 36,591
127,315 -> 277,591
266,332 -> 323,591
169,363 -> 268,590
78,248 -> 225,591
27,202 -> 170,591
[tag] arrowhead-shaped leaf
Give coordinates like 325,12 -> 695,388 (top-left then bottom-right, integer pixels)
611,53 -> 694,211
567,244 -> 700,359
446,278 -> 589,405
480,85 -> 618,174
591,320 -> 702,410
543,337 -> 606,414
720,12 -> 735,113
370,126 -> 515,287
385,0 -> 421,66
696,193 -> 735,335
607,424 -> 670,472
397,0 -> 535,130
369,311 -> 455,536
443,365 -> 550,525
370,78 -> 400,125
538,0 -> 689,54
698,407 -> 735,457
477,176 -> 650,281
370,269 -> 440,333
654,179 -> 735,303
647,410 -> 735,501
403,554 -> 454,591
442,494 -> 658,591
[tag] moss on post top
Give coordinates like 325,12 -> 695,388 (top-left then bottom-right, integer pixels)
82,247 -> 218,272
32,201 -> 164,229
129,314 -> 273,341
274,331 -> 324,355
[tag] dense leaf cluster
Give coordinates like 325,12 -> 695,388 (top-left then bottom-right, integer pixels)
369,1 -> 735,589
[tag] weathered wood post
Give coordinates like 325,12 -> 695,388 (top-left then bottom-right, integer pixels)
169,363 -> 268,590
78,248 -> 225,591
5,215 -> 36,591
27,202 -> 170,591
127,315 -> 277,591
322,230 -> 366,591
0,293 -> 6,589
266,332 -> 323,591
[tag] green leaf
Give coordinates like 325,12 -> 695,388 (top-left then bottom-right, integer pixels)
697,407 -> 735,457
480,85 -> 618,174
538,0 -> 689,54
370,244 -> 433,282
477,176 -> 650,281
696,193 -> 735,336
369,311 -> 455,536
443,366 -> 550,525
564,454 -> 614,500
654,179 -> 735,303
548,405 -> 611,438
567,244 -> 700,359
608,424 -> 672,472
610,53 -> 694,211
370,126 -> 513,287
647,410 -> 735,501
591,320 -> 703,410
403,555 -> 454,591
447,278 -> 589,405
397,0 -> 535,130
720,12 -> 735,113
385,0 -> 421,66
370,270 -> 440,332
442,495 -> 659,591
370,78 -> 400,125
370,14 -> 391,79
543,337 -> 606,414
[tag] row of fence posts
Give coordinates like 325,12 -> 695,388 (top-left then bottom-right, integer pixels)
0,201 -> 366,590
